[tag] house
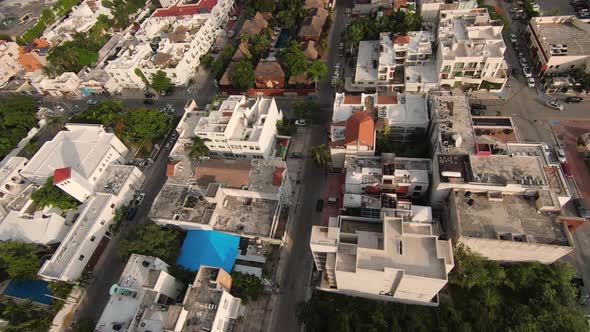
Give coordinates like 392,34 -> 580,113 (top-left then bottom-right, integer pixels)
310,213 -> 454,306
298,8 -> 328,42
219,61 -> 239,88
94,254 -> 185,332
301,41 -> 319,60
330,111 -> 375,170
254,61 -> 285,89
232,41 -> 252,61
419,0 -> 477,22
193,95 -> 283,160
0,42 -> 24,89
526,16 -> 590,75
29,72 -> 82,96
240,12 -> 269,36
42,0 -> 113,45
436,8 -> 508,92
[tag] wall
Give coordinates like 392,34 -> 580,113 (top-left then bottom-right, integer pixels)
460,236 -> 573,264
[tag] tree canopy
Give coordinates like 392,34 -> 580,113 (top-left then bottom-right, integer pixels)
343,10 -> 422,49
0,96 -> 39,159
309,145 -> 330,166
230,271 -> 264,303
0,241 -> 41,279
150,70 -> 173,93
307,60 -> 328,86
121,108 -> 171,143
118,222 -> 183,264
297,244 -> 588,332
279,42 -> 307,79
0,299 -> 52,332
188,136 -> 209,159
230,59 -> 255,89
212,44 -> 237,79
31,177 -> 79,210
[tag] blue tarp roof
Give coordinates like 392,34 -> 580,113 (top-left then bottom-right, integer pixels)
3,279 -> 52,305
176,230 -> 240,272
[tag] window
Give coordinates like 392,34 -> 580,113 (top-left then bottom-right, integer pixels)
90,236 -> 96,242
79,255 -> 85,261
414,185 -> 422,191
453,62 -> 464,69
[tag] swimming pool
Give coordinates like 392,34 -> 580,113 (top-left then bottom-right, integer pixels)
275,29 -> 291,49
176,230 -> 240,272
3,279 -> 52,305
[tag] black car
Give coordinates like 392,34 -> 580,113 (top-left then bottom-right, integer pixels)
143,98 -> 155,104
144,92 -> 155,98
511,68 -> 521,78
565,96 -> 583,104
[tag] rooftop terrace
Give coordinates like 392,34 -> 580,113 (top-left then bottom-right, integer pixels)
531,16 -> 590,57
431,94 -> 475,154
94,165 -> 136,195
213,195 -> 279,237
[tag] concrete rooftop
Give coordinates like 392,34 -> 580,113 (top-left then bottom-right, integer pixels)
213,195 -> 278,237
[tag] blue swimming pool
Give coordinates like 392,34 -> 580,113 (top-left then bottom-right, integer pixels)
176,230 -> 240,272
3,279 -> 52,305
275,29 -> 291,49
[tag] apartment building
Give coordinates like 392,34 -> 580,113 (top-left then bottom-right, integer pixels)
420,0 -> 477,22
0,42 -> 24,89
150,158 -> 292,243
526,16 -> 590,75
95,254 -> 184,332
30,72 -> 82,96
343,154 -> 431,203
194,96 -> 283,160
105,0 -> 234,92
310,212 -> 454,306
20,124 -> 129,201
43,0 -> 113,45
436,8 -> 508,92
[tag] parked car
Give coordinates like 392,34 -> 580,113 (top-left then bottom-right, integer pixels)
509,34 -> 517,43
511,68 -> 521,78
143,98 -> 155,104
138,160 -> 148,167
527,77 -> 535,88
145,91 -> 155,98
164,141 -> 173,150
557,148 -> 567,163
171,131 -> 178,139
522,67 -> 532,78
295,119 -> 307,126
126,207 -> 138,220
339,42 -> 344,50
290,152 -> 304,159
519,56 -> 528,67
561,162 -> 572,177
545,100 -> 564,111
135,193 -> 146,206
565,96 -> 583,103
86,99 -> 98,105
574,198 -> 590,218
229,15 -> 237,21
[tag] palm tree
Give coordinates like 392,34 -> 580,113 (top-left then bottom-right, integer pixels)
307,60 -> 328,92
309,144 -> 330,166
188,136 -> 209,159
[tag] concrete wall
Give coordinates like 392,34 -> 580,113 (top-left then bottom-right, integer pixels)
459,236 -> 573,264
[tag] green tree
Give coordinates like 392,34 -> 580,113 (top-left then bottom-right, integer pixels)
230,271 -> 264,302
450,244 -> 505,289
0,242 -> 41,279
48,281 -> 73,313
118,223 -> 183,263
70,100 -> 124,126
0,299 -> 52,332
309,144 -> 330,166
31,177 -> 80,210
188,136 -> 209,159
307,60 -> 328,89
150,70 -> 172,93
0,96 -> 39,158
200,54 -> 214,69
279,42 -> 307,78
122,108 -> 172,142
230,59 -> 255,89
71,318 -> 95,332
276,120 -> 295,136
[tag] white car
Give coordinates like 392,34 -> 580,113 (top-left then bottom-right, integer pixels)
527,77 -> 535,87
557,148 -> 567,163
509,34 -> 517,43
295,119 -> 307,126
532,3 -> 540,12
545,100 -> 564,111
135,193 -> 146,206
522,67 -> 532,78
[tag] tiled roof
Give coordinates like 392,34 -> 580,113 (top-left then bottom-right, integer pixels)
272,168 -> 285,186
166,161 -> 180,177
53,167 -> 71,185
343,95 -> 362,104
394,35 -> 410,44
152,0 -> 218,17
331,112 -> 375,147
377,95 -> 398,104
301,41 -> 319,60
240,12 -> 269,36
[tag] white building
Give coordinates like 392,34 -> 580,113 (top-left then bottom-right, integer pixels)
104,0 -> 234,92
150,158 -> 292,243
29,72 -> 82,96
419,0 -> 477,22
526,16 -> 590,75
194,96 -> 284,160
43,0 -> 113,45
20,124 -> 128,201
38,164 -> 144,282
95,254 -> 184,332
0,42 -> 24,89
310,213 -> 454,306
173,266 -> 243,332
436,8 -> 508,92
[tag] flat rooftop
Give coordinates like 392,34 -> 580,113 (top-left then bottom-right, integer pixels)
469,155 -> 546,186
94,165 -> 136,195
149,184 -> 215,224
431,94 -> 475,154
531,16 -> 590,56
355,40 -> 379,82
384,94 -> 429,125
183,266 -> 223,332
453,191 -> 568,246
194,159 -> 286,193
213,195 -> 278,237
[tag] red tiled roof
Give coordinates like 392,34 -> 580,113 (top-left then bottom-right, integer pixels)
331,112 -> 374,147
166,161 -> 179,177
152,0 -> 218,17
393,0 -> 408,10
53,167 -> 71,185
272,168 -> 285,186
377,95 -> 398,104
394,35 -> 410,44
343,95 -> 362,104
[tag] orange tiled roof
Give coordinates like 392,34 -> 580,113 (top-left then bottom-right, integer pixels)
331,112 -> 374,147
343,95 -> 362,104
17,48 -> 43,72
377,95 -> 398,104
394,35 -> 410,44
